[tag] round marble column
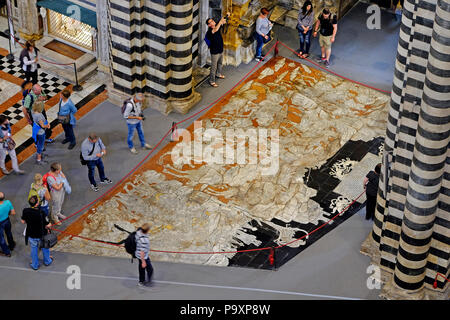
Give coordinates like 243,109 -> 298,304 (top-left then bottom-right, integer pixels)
393,0 -> 450,293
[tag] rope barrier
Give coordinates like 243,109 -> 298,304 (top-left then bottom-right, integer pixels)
49,190 -> 365,257
9,34 -> 83,90
29,38 -> 391,261
277,41 -> 392,94
433,273 -> 450,288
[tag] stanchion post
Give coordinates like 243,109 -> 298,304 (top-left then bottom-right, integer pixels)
6,4 -> 14,61
274,40 -> 279,58
72,62 -> 83,92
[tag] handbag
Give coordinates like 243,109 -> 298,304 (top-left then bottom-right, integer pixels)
39,209 -> 57,249
57,100 -> 70,124
4,137 -> 16,151
80,141 -> 97,166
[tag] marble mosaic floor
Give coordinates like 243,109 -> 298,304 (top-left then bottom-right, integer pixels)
55,56 -> 389,269
0,48 -> 108,175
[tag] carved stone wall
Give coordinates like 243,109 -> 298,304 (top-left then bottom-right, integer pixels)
17,0 -> 43,40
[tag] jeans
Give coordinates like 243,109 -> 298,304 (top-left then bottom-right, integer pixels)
138,257 -> 154,283
87,158 -> 106,187
36,133 -> 45,155
255,33 -> 271,58
298,29 -> 312,54
127,122 -> 145,149
209,53 -> 223,84
0,148 -> 19,172
29,237 -> 52,270
62,123 -> 76,145
0,218 -> 13,255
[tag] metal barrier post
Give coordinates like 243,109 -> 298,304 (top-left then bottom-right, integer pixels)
72,62 -> 83,92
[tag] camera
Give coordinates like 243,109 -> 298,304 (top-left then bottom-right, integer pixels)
140,113 -> 146,121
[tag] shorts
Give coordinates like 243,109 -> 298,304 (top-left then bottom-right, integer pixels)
319,34 -> 333,50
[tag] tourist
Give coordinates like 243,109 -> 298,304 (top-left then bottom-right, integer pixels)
29,173 -> 51,218
0,192 -> 16,257
0,115 -> 24,175
313,8 -> 338,68
364,163 -> 381,220
81,133 -> 112,192
205,12 -> 230,87
255,8 -> 273,62
21,195 -> 53,270
22,84 -> 48,126
123,93 -> 153,154
46,162 -> 69,224
31,101 -> 49,165
58,89 -> 77,150
297,1 -> 315,59
135,223 -> 153,287
20,40 -> 40,89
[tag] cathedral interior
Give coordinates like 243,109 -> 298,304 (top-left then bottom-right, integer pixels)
0,0 -> 448,303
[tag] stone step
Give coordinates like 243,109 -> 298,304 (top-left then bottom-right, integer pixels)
32,36 -> 98,84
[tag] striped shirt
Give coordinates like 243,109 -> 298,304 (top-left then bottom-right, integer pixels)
135,230 -> 150,259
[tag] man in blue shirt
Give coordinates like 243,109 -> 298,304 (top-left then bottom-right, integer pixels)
81,133 -> 112,192
0,192 -> 16,256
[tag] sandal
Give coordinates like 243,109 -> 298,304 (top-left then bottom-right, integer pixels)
297,51 -> 303,58
217,75 -> 225,79
302,53 -> 309,59
209,82 -> 218,87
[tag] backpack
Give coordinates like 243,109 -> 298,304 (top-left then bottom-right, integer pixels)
22,89 -> 33,108
121,99 -> 134,115
204,34 -> 211,48
124,229 -> 145,262
42,172 -> 55,192
28,186 -> 39,202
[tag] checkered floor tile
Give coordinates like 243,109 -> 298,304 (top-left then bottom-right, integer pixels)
0,54 -> 71,124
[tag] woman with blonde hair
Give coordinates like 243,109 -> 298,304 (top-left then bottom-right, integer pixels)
29,173 -> 51,218
32,101 -> 50,165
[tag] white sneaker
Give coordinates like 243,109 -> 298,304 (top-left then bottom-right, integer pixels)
1,168 -> 9,175
57,213 -> 67,219
143,144 -> 153,150
130,147 -> 138,154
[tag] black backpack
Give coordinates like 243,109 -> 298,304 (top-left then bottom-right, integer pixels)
124,231 -> 138,257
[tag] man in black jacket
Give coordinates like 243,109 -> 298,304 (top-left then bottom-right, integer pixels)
21,196 -> 53,270
363,163 -> 381,220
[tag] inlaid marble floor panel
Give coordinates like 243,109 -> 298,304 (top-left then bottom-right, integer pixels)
54,56 -> 390,269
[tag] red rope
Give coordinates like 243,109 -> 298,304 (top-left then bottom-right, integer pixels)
277,41 -> 391,94
175,40 -> 279,127
10,35 -> 75,66
39,39 -> 391,256
50,191 -> 365,255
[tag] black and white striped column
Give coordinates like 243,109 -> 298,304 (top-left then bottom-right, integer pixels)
108,0 -> 200,114
363,0 -> 449,299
